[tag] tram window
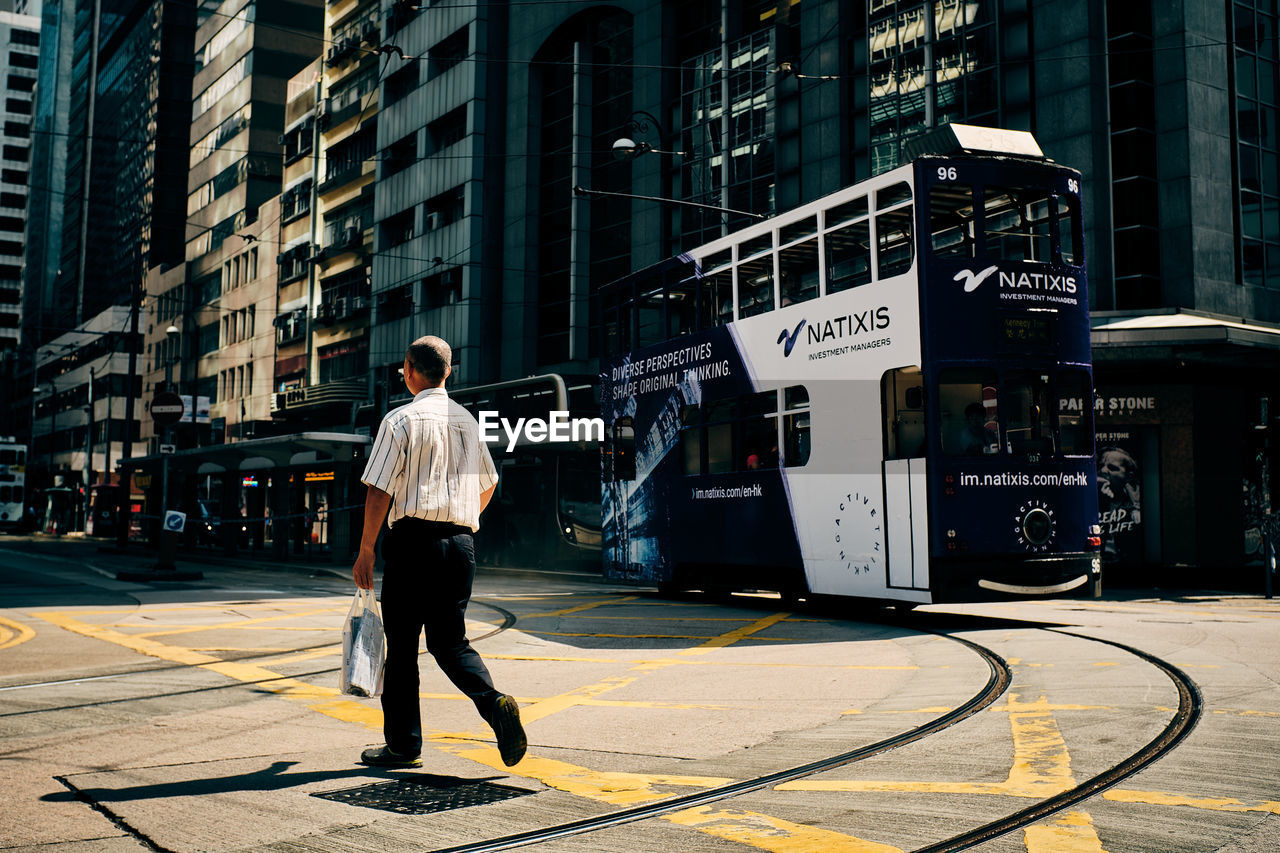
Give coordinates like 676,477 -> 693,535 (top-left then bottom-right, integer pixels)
738,255 -> 776,318
825,195 -> 868,228
779,239 -> 819,306
877,208 -> 914,279
0,487 -> 9,501
1055,369 -> 1093,456
883,366 -> 925,460
706,398 -> 737,474
930,184 -> 976,259
698,269 -> 734,329
938,368 -> 999,456
680,405 -> 701,475
637,289 -> 663,347
12,486 -> 20,502
742,413 -> 778,470
1003,372 -> 1055,456
784,384 -> 811,468
668,278 -> 697,338
612,418 -> 635,480
780,215 -> 817,246
877,182 -> 912,210
740,232 -> 773,259
1057,194 -> 1081,264
985,186 -> 1053,263
700,248 -> 732,272
826,220 -> 872,293
0,449 -> 13,464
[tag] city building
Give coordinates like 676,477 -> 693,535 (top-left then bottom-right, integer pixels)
154,0 -> 322,452
271,0 -> 378,430
32,304 -> 141,496
361,0 -> 1278,586
0,7 -> 39,349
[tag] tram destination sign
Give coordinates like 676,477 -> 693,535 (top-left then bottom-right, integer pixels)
150,392 -> 184,426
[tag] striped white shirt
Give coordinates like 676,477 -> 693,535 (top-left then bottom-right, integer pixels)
361,387 -> 499,531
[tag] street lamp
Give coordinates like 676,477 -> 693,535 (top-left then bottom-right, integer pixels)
611,110 -> 688,159
157,324 -> 180,570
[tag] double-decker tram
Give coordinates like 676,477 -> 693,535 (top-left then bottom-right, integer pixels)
0,438 -> 25,529
599,126 -> 1101,605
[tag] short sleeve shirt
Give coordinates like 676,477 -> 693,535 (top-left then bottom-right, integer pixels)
360,387 -> 499,531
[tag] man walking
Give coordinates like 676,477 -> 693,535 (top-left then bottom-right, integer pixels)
353,335 -> 526,768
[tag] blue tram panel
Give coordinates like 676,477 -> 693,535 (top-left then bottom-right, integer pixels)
599,127 -> 1102,604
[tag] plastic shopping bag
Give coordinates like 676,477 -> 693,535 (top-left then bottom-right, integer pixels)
340,588 -> 385,697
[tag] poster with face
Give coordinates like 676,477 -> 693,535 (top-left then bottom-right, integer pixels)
1096,434 -> 1142,566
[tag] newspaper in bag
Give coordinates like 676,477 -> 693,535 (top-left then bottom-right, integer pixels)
340,588 -> 385,697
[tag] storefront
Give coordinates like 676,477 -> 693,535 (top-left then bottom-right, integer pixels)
1092,311 -> 1280,589
119,432 -> 370,560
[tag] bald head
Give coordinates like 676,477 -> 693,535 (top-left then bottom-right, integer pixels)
406,335 -> 451,386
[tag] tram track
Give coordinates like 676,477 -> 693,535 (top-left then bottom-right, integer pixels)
427,618 -> 1200,853
430,631 -> 1013,853
0,600 -> 517,717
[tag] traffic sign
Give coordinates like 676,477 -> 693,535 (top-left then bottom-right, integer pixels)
163,510 -> 186,532
150,391 -> 184,426
160,444 -> 176,454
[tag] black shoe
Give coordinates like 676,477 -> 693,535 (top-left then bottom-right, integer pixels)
360,745 -> 422,768
490,694 -> 527,767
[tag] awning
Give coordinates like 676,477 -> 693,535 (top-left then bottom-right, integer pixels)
1092,310 -> 1280,350
120,432 -> 370,474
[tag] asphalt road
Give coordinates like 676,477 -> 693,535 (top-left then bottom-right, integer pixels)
1,537 -> 1277,852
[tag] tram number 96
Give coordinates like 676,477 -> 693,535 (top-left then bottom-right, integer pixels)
937,166 -> 959,181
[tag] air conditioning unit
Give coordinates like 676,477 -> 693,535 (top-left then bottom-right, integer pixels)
333,296 -> 349,319
341,226 -> 361,248
316,302 -> 334,323
350,295 -> 367,313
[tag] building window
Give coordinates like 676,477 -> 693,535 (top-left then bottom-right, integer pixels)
680,29 -> 775,249
424,186 -> 463,231
426,106 -> 466,155
380,207 -> 416,248
381,133 -> 417,177
428,27 -> 468,79
1233,0 -> 1280,291
318,337 -> 369,383
383,60 -> 419,106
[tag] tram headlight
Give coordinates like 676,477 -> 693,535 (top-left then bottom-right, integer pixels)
1021,507 -> 1054,546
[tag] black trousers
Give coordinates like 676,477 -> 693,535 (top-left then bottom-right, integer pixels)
380,518 -> 500,756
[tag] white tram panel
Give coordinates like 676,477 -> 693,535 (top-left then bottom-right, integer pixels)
702,165 -> 931,602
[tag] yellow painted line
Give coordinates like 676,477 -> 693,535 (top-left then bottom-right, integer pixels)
519,596 -> 638,619
262,646 -> 343,665
434,741 -> 731,805
516,674 -> 636,725
520,630 -> 798,642
664,806 -> 903,852
1091,662 -> 1119,667
780,693 -> 1087,799
1154,706 -> 1280,719
1104,789 -> 1280,814
480,653 -> 623,663
1024,811 -> 1105,852
34,610 -> 383,731
0,615 -> 36,650
681,611 -> 792,654
127,607 -> 340,638
844,706 -> 953,716
628,657 -> 917,672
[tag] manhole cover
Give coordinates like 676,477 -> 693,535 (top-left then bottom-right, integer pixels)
313,775 -> 535,815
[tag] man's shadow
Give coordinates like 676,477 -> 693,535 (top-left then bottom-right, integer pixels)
44,761 -> 505,803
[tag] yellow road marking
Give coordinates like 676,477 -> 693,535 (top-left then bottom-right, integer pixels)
434,742 -> 730,804
780,693 -> 1100,798
127,607 -> 340,638
1156,706 -> 1280,719
1103,789 -> 1280,814
664,806 -> 903,852
1024,811 -> 1105,852
682,611 -> 792,654
0,615 -> 36,650
520,596 -> 638,619
34,610 -> 384,731
521,630 -> 798,642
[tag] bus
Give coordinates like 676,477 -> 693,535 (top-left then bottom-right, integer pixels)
0,439 -> 26,529
598,126 -> 1100,606
441,374 -> 602,571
